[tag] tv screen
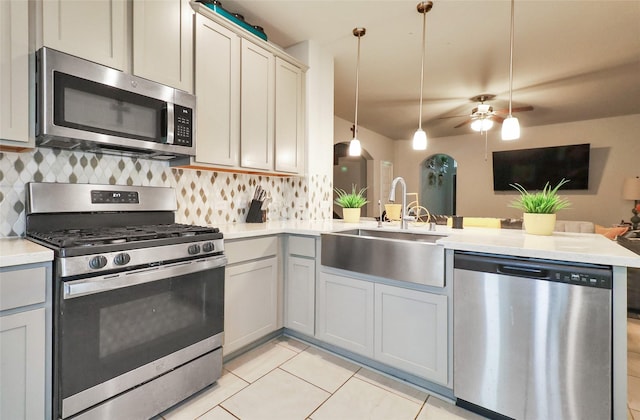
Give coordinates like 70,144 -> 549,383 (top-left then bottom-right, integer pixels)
492,143 -> 590,191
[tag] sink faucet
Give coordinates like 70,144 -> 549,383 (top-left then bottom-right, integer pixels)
389,176 -> 411,229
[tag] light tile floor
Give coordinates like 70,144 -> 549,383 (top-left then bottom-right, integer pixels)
161,336 -> 486,420
161,320 -> 640,420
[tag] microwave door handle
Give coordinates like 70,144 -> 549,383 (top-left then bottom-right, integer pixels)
63,255 -> 227,299
165,103 -> 174,144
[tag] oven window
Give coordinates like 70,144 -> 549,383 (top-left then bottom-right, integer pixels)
53,72 -> 166,142
59,266 -> 224,399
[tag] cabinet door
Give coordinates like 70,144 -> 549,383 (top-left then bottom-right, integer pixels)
224,257 -> 278,354
317,271 -> 374,357
374,284 -> 448,384
0,0 -> 31,148
274,58 -> 304,174
42,0 -> 126,70
194,14 -> 240,167
285,256 -> 315,336
133,0 -> 193,92
240,39 -> 274,171
0,308 -> 46,420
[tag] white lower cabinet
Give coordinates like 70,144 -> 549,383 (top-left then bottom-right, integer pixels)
285,256 -> 315,336
0,263 -> 50,420
316,272 -> 374,357
317,269 -> 449,384
0,308 -> 45,420
374,283 -> 448,385
224,256 -> 278,355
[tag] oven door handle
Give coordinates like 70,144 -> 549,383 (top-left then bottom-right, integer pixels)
63,255 -> 227,299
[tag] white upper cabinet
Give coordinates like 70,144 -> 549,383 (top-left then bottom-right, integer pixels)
0,0 -> 31,148
41,0 -> 126,70
275,57 -> 304,173
179,3 -> 307,174
240,39 -> 275,171
133,0 -> 193,92
193,13 -> 240,167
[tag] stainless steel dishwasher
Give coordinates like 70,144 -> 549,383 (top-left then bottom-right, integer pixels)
453,251 -> 612,420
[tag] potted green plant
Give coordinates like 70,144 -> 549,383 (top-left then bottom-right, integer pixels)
509,179 -> 571,235
334,185 -> 368,223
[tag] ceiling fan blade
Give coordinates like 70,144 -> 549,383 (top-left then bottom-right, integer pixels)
454,119 -> 472,128
491,115 -> 505,124
495,105 -> 534,114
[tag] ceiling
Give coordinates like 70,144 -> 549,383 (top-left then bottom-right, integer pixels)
220,0 -> 640,140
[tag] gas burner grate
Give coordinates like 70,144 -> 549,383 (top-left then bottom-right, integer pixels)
29,224 -> 220,248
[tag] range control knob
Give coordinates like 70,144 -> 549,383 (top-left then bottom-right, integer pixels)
202,242 -> 215,253
89,255 -> 108,270
188,244 -> 201,255
114,253 -> 131,266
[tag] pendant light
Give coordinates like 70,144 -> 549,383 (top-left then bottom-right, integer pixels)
348,27 -> 366,156
502,0 -> 520,140
412,1 -> 433,150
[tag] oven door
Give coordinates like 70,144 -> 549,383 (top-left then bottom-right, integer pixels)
56,255 -> 225,419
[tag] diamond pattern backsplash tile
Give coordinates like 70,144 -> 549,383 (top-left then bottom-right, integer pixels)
0,148 -> 329,237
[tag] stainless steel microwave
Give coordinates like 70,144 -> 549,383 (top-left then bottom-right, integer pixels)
36,47 -> 196,160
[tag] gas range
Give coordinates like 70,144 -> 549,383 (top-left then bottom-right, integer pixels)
25,182 -> 227,420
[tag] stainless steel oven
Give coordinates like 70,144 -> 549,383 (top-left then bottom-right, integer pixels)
26,182 -> 225,420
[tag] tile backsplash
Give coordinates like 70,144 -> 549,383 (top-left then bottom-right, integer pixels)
0,148 -> 332,237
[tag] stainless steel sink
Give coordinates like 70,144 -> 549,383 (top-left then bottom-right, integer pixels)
321,229 -> 446,287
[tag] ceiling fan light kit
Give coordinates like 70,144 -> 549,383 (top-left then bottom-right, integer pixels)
412,1 -> 433,151
471,118 -> 494,132
348,27 -> 366,156
502,0 -> 521,141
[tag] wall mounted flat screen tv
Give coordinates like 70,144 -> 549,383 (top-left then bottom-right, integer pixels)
492,143 -> 590,191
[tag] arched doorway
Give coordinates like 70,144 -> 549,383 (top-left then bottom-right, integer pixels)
420,154 -> 457,216
333,142 -> 372,218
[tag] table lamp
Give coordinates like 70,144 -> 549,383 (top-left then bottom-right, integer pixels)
623,176 -> 640,230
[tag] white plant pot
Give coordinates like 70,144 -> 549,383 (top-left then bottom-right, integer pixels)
342,208 -> 361,223
523,213 -> 556,236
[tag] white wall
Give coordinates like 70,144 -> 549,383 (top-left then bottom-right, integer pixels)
334,116 -> 395,217
287,40 -> 335,219
393,114 -> 640,227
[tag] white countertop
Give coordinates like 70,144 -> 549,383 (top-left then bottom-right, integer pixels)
219,220 -> 640,268
0,238 -> 54,268
3,220 -> 638,269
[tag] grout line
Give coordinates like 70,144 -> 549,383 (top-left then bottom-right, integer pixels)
304,366 -> 362,419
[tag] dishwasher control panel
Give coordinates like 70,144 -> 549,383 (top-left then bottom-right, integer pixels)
556,271 -> 611,289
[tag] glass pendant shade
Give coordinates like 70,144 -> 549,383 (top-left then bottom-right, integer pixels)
412,128 -> 427,150
501,116 -> 520,140
348,138 -> 362,156
471,118 -> 493,132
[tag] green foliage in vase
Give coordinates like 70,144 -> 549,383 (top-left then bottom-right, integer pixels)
509,179 -> 571,214
334,185 -> 368,208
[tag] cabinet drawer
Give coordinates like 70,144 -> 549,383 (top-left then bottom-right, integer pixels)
288,235 -> 315,258
0,267 -> 46,311
226,236 -> 278,264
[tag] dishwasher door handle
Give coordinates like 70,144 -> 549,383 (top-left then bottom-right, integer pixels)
497,264 -> 550,279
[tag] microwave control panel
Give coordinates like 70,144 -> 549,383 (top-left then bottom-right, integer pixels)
174,105 -> 193,147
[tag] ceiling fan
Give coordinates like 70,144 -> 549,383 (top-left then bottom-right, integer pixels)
442,94 -> 534,130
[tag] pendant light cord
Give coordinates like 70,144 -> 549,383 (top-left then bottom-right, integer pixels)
353,30 -> 363,139
507,0 -> 515,117
418,9 -> 426,130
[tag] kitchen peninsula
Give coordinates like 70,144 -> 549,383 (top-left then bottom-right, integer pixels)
220,220 -> 639,420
